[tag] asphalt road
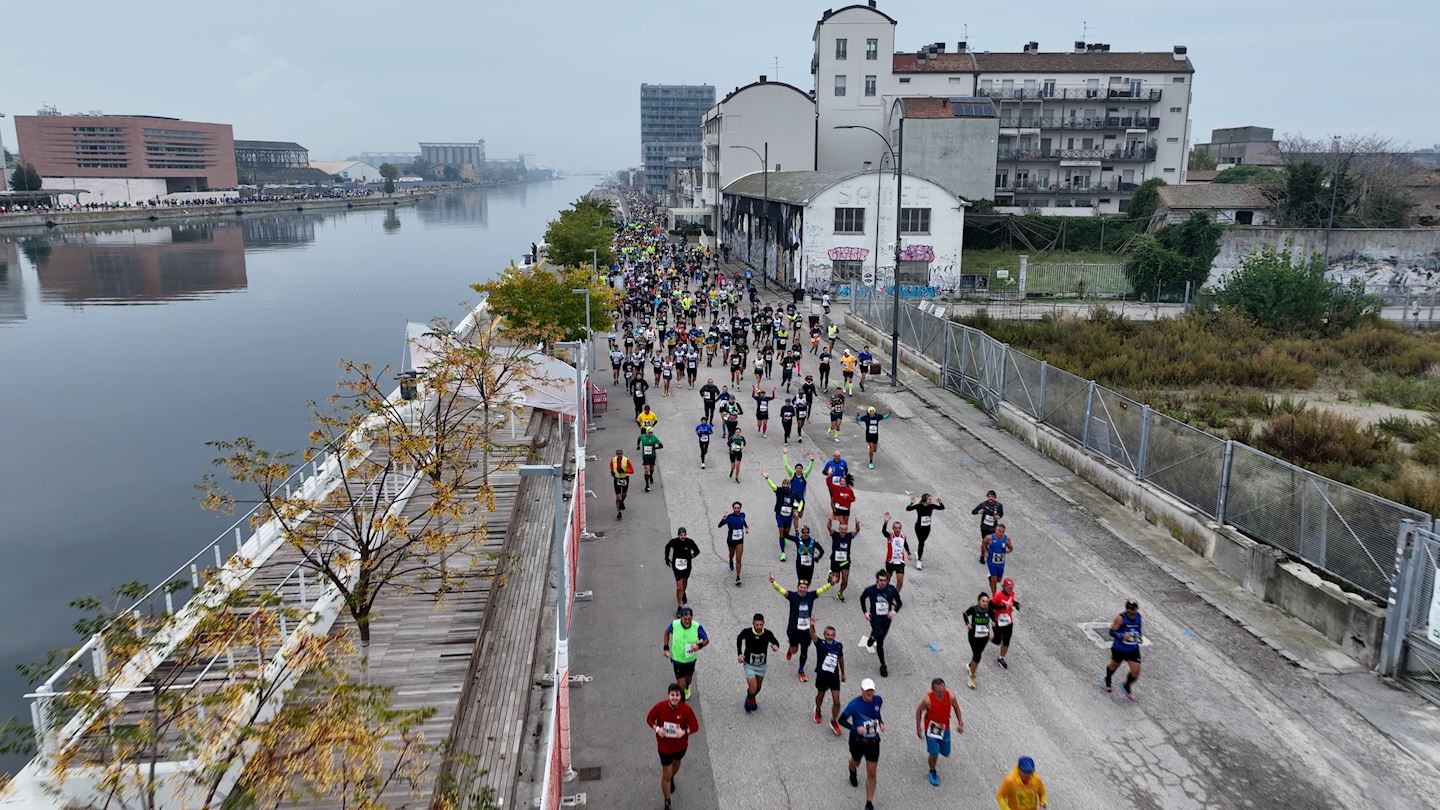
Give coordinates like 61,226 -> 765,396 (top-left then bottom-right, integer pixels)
569,293 -> 1440,810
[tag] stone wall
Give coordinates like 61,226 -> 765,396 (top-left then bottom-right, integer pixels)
1210,226 -> 1440,290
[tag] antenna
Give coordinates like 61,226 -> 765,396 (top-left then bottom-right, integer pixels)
1081,20 -> 1088,42
774,56 -> 781,82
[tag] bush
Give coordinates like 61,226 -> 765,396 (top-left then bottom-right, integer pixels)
1377,469 -> 1440,515
1128,178 -> 1166,221
1362,376 -> 1440,412
1375,416 -> 1439,444
1217,243 -> 1379,332
1411,435 -> 1440,466
1256,408 -> 1398,470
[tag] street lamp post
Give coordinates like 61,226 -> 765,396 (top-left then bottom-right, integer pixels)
1323,137 -> 1357,271
835,124 -> 903,386
729,142 -> 769,287
570,287 -> 594,375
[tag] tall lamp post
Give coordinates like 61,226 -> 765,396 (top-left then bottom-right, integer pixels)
569,289 -> 593,409
1323,136 -> 1358,271
729,142 -> 769,286
835,124 -> 903,386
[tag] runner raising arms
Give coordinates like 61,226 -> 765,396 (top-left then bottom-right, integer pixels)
914,677 -> 964,787
646,684 -> 699,810
663,527 -> 700,612
813,626 -> 847,733
761,469 -> 798,560
717,502 -> 748,587
768,572 -> 835,682
990,577 -> 1020,669
904,493 -> 945,570
735,614 -> 781,713
880,511 -> 910,592
782,448 -> 816,521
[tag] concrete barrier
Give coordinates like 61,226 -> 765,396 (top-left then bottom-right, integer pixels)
844,309 -> 1389,667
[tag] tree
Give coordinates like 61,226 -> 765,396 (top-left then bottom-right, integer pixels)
5,583 -> 435,810
1212,164 -> 1284,186
474,263 -> 617,349
406,157 -> 434,178
378,163 -> 400,181
1188,147 -> 1217,171
1217,242 -> 1378,331
1122,212 -> 1221,299
542,196 -> 616,268
442,165 -> 462,182
383,177 -> 396,194
1277,135 -> 1417,228
1128,177 -> 1167,221
9,162 -> 42,192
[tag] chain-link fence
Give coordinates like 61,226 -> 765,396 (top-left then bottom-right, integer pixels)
850,285 -> 1430,601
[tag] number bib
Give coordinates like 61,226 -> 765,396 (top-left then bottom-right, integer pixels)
731,528 -> 745,542
674,557 -> 689,571
661,722 -> 683,739
821,653 -> 839,673
833,549 -> 848,562
973,623 -> 991,638
926,721 -> 945,740
919,515 -> 932,526
872,597 -> 889,616
779,505 -> 792,517
747,653 -> 765,666
795,616 -> 810,631
799,553 -> 812,566
983,514 -> 996,527
996,613 -> 1012,627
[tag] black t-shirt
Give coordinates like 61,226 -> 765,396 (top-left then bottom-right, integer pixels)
665,536 -> 701,574
830,531 -> 855,566
972,500 -> 1004,531
630,378 -> 649,399
784,590 -> 823,633
906,501 -> 945,530
858,413 -> 884,437
861,584 -> 902,618
701,384 -> 720,403
963,605 -> 995,641
736,628 -> 781,665
780,404 -> 796,422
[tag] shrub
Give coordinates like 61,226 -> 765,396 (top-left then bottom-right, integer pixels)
1377,469 -> 1440,516
1362,376 -> 1440,412
1128,178 -> 1166,221
1217,243 -> 1379,332
1411,435 -> 1440,467
1257,409 -> 1398,470
1375,416 -> 1439,444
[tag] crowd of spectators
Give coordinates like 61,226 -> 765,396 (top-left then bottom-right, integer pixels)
0,187 -> 384,215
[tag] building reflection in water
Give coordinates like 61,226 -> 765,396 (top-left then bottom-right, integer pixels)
416,189 -> 491,227
240,214 -> 322,251
27,223 -> 250,304
0,239 -> 23,324
383,208 -> 401,233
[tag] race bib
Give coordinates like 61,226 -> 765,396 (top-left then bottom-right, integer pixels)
831,475 -> 845,485
983,514 -> 996,526
1122,631 -> 1140,645
779,505 -> 792,517
867,424 -> 878,435
919,516 -> 932,527
991,553 -> 1005,565
685,643 -> 698,655
926,721 -> 945,740
661,722 -> 683,739
833,549 -> 848,562
821,653 -> 838,673
872,597 -> 889,616
747,653 -> 765,666
973,623 -> 991,638
674,557 -> 689,571
859,720 -> 879,738
699,434 -> 710,443
996,613 -> 1012,627
731,528 -> 744,541
796,617 -> 811,631
799,553 -> 812,566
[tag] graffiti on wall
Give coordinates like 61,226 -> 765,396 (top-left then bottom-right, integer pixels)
899,244 -> 935,263
828,246 -> 870,262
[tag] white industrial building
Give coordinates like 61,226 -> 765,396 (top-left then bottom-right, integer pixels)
702,77 -> 817,240
809,1 -> 1195,214
721,169 -> 966,294
310,160 -> 384,184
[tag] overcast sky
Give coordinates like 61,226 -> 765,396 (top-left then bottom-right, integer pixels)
2,0 -> 1435,171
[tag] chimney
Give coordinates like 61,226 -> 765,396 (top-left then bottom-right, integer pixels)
956,41 -> 967,53
934,41 -> 946,53
759,75 -> 768,83
867,0 -> 876,7
1172,45 -> 1188,60
1074,41 -> 1086,53
1023,41 -> 1038,54
1101,44 -> 1111,52
916,49 -> 928,64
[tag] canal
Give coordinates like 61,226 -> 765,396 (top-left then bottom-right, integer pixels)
0,177 -> 594,759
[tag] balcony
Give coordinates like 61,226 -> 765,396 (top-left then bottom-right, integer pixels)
999,117 -> 1160,131
994,181 -> 1138,194
1107,87 -> 1163,101
983,86 -> 1162,102
1104,146 -> 1155,162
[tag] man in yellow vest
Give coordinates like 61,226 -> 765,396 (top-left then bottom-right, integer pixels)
610,449 -> 635,519
996,756 -> 1048,809
664,607 -> 710,700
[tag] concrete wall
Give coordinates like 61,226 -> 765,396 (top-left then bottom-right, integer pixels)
814,5 -> 896,171
1213,227 -> 1440,274
844,309 -> 1390,668
702,81 -> 816,211
40,177 -> 170,205
900,116 -> 999,203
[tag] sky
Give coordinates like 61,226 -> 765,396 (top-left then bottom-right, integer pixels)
2,0 -> 1436,171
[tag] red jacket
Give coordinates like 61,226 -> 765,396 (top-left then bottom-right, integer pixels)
829,483 -> 856,511
646,700 -> 699,755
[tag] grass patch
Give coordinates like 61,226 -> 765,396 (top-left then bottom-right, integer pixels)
1375,415 -> 1440,443
1257,407 -> 1399,472
1362,376 -> 1440,412
1378,469 -> 1440,516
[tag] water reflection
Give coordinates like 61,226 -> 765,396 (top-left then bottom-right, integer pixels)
0,240 -> 22,324
383,208 -> 402,233
415,189 -> 491,227
28,223 -> 248,304
240,214 -> 322,251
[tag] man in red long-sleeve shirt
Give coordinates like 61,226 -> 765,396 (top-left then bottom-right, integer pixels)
646,683 -> 700,810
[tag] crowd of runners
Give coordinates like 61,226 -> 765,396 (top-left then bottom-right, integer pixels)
605,192 -> 1141,809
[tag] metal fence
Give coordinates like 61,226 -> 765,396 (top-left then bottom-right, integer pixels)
980,261 -> 1131,299
1380,522 -> 1440,705
852,285 -> 1430,601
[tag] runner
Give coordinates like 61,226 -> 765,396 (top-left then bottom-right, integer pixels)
760,469 -> 797,559
610,345 -> 624,385
727,425 -> 747,483
904,493 -> 945,570
694,416 -> 714,469
828,387 -> 847,443
1103,599 -> 1144,700
782,448 -> 816,521
663,607 -> 709,700
685,345 -> 699,388
828,474 -> 857,530
752,385 -> 774,438
839,678 -> 885,810
823,450 -> 850,488
636,427 -> 664,492
637,403 -> 659,433
827,515 -> 859,601
789,525 -> 825,586
962,592 -> 996,689
721,398 -> 743,443
858,345 -> 874,392
779,397 -> 797,443
913,677 -> 964,786
861,569 -> 902,678
645,683 -> 700,810
972,490 -> 1005,564
839,350 -> 859,395
880,511 -> 910,592
996,756 -> 1048,810
814,626 -> 847,733
794,384 -> 812,437
700,378 -> 721,422
991,577 -> 1020,668
854,406 -> 891,469
818,347 -> 832,390
826,320 -> 839,352
768,572 -> 835,681
986,523 -> 1014,593
717,501 -> 748,586
663,527 -> 701,612
735,614 -> 781,713
609,449 -> 634,520
629,372 -> 650,416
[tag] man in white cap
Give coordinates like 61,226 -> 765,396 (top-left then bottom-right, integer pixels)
838,677 -> 885,810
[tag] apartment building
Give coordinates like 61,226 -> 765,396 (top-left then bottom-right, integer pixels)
811,2 -> 1195,214
640,84 -> 715,202
702,76 -> 817,239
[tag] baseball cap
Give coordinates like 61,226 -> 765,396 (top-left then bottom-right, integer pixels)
860,678 -> 876,692
676,527 -> 687,534
1018,756 -> 1035,773
1002,577 -> 1015,589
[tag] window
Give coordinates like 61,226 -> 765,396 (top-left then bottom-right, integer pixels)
833,260 -> 863,281
1172,76 -> 1185,83
1163,167 -> 1176,173
897,261 -> 930,284
948,76 -> 964,84
863,75 -> 877,96
834,207 -> 865,233
1166,136 -> 1179,143
834,75 -> 847,96
1169,106 -> 1182,113
898,77 -> 911,84
836,38 -> 848,60
866,38 -> 878,60
900,207 -> 931,234
1042,79 -> 1055,97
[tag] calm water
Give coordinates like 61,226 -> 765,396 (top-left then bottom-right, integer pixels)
0,178 -> 593,754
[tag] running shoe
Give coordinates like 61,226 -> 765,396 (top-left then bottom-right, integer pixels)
735,576 -> 742,587
684,687 -> 692,700
928,770 -> 940,787
967,675 -> 976,690
1102,679 -> 1113,694
849,769 -> 859,788
915,560 -> 923,571
798,670 -> 809,683
879,664 -> 889,678
785,649 -> 794,661
700,462 -> 705,469
780,551 -> 787,562
831,720 -> 843,736
997,656 -> 1008,669
868,462 -> 874,469
1124,686 -> 1137,702
728,559 -> 734,572
814,708 -> 822,724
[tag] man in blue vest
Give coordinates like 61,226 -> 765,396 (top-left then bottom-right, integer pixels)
1104,600 -> 1144,701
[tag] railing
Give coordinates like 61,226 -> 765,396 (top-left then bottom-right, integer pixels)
851,286 -> 1430,602
999,117 -> 1161,131
981,86 -> 1163,102
995,182 -> 1137,194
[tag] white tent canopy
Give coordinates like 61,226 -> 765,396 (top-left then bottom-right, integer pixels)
405,322 -> 579,417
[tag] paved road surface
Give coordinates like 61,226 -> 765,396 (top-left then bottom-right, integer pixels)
570,288 -> 1440,809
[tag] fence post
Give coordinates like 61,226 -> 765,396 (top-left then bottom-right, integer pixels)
1216,439 -> 1235,523
997,343 -> 1009,406
1037,361 -> 1049,420
1136,405 -> 1152,479
1081,380 -> 1096,448
1377,519 -> 1417,676
941,323 -> 951,385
